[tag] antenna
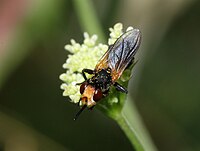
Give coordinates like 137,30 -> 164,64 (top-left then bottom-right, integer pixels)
74,105 -> 87,120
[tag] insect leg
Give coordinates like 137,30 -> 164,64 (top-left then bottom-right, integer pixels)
82,69 -> 94,80
125,59 -> 138,70
114,82 -> 128,94
74,105 -> 87,120
76,81 -> 84,85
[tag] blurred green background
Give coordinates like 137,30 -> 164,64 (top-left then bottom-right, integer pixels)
0,0 -> 200,151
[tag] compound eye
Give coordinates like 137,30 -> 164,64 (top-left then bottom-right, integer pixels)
80,82 -> 87,94
93,89 -> 103,102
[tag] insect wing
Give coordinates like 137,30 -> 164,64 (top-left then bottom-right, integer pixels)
108,29 -> 141,81
95,45 -> 112,71
110,29 -> 141,81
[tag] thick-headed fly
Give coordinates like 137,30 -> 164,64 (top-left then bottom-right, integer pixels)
74,29 -> 141,120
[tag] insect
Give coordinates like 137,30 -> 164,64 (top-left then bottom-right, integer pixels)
74,28 -> 141,120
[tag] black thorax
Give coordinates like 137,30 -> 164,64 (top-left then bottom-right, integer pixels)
88,68 -> 112,92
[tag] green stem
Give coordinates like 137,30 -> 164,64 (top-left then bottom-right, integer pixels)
73,0 -> 106,42
114,100 -> 158,151
115,112 -> 144,151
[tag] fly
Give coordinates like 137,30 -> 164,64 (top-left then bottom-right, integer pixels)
74,28 -> 141,120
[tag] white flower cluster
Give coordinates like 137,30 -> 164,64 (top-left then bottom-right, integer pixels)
59,23 -> 131,104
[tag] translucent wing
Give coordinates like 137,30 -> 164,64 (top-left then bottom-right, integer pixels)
95,29 -> 141,82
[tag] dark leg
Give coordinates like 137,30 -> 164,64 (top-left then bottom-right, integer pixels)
74,105 -> 87,120
114,82 -> 128,94
76,81 -> 85,85
82,69 -> 94,80
125,59 -> 134,70
125,59 -> 138,70
77,99 -> 81,106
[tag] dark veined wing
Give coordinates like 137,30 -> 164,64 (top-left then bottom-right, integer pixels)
95,29 -> 141,82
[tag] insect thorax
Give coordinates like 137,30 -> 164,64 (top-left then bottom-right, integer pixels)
89,68 -> 112,92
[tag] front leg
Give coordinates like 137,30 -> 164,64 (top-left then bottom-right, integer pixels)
114,82 -> 128,94
82,69 -> 94,80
